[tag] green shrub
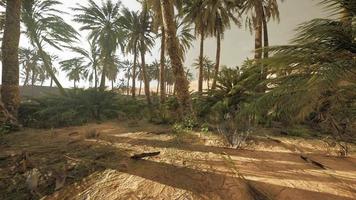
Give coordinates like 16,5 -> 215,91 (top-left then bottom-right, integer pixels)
19,89 -> 120,128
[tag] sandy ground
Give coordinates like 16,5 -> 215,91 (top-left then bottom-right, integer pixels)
0,121 -> 355,200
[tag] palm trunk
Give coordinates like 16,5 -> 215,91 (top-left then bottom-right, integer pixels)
161,0 -> 191,116
23,63 -> 30,86
156,80 -> 159,95
132,47 -> 137,98
262,9 -> 269,59
99,65 -> 106,91
139,80 -> 142,96
198,27 -> 205,93
160,27 -> 166,103
94,63 -> 98,89
1,0 -> 21,118
127,76 -> 130,95
254,2 -> 263,60
207,68 -> 210,90
212,31 -> 221,89
34,38 -> 66,95
31,72 -> 35,86
140,46 -> 151,105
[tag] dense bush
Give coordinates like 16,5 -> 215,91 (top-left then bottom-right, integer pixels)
19,89 -> 121,128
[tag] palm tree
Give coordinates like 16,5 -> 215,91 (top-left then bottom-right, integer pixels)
19,47 -> 39,86
192,56 -> 215,91
74,0 -> 126,91
22,0 -> 78,95
137,2 -> 155,105
1,0 -> 21,119
120,8 -> 141,98
161,0 -> 192,115
146,0 -> 167,103
183,0 -> 209,93
244,0 -> 356,143
204,0 -> 240,89
240,0 -> 283,60
69,41 -> 100,89
60,58 -> 88,88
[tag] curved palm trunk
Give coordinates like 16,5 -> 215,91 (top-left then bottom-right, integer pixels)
140,47 -> 151,105
198,28 -> 205,93
35,39 -> 66,95
212,31 -> 221,89
160,0 -> 191,116
160,27 -> 166,103
1,0 -> 21,118
131,48 -> 137,98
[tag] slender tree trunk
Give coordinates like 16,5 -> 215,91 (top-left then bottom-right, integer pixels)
161,0 -> 191,116
31,72 -> 35,86
262,10 -> 269,59
50,78 -> 53,87
207,68 -> 210,91
160,27 -> 166,103
94,64 -> 98,89
140,47 -> 151,105
34,39 -> 66,95
127,76 -> 130,95
74,81 -> 76,88
1,0 -> 21,118
156,80 -> 159,95
112,80 -> 114,91
132,47 -> 137,98
99,65 -> 106,91
212,31 -> 221,89
198,27 -> 205,93
23,63 -> 30,86
254,2 -> 263,60
139,80 -> 142,96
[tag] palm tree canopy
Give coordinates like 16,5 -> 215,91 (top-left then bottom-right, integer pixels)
73,0 -> 126,56
22,0 -> 78,49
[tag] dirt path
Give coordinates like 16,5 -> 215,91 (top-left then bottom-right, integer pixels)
1,121 -> 355,200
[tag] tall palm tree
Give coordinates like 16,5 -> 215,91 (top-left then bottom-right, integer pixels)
22,0 -> 78,95
183,0 -> 209,93
161,0 -> 191,115
205,0 -> 240,89
1,0 -> 21,119
74,0 -> 126,91
60,58 -> 88,88
146,0 -> 167,103
138,2 -> 155,105
240,0 -> 283,60
120,8 -> 141,98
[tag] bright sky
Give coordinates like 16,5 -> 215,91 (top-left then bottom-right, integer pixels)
0,0 -> 326,88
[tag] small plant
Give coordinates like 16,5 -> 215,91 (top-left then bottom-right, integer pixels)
172,123 -> 187,134
200,123 -> 210,133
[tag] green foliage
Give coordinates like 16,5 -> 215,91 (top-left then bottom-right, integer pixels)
19,89 -> 120,128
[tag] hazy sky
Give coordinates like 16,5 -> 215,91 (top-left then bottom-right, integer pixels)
1,0 -> 326,88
